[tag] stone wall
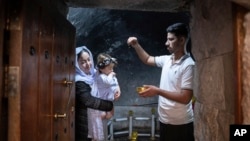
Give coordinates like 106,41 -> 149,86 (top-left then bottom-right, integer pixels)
190,0 -> 236,140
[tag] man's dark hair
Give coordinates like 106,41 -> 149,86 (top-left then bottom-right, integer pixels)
167,23 -> 195,61
166,23 -> 189,38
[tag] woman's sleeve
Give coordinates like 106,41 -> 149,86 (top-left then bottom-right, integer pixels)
75,81 -> 113,111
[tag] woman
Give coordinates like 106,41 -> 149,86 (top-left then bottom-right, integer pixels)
75,46 -> 116,141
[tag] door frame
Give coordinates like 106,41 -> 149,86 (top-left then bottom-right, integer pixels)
233,4 -> 248,124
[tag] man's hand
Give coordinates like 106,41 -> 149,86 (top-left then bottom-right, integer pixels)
138,85 -> 158,97
127,37 -> 139,48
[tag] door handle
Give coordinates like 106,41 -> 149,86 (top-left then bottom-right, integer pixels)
63,79 -> 73,86
55,78 -> 73,86
54,113 -> 66,119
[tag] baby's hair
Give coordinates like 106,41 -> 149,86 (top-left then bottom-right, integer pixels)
97,53 -> 117,69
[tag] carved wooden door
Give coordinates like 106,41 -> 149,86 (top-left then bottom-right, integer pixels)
51,11 -> 76,141
4,1 -> 76,141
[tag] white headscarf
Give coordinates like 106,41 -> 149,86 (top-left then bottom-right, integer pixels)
75,46 -> 96,85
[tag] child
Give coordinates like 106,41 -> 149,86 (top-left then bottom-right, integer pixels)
88,53 -> 121,141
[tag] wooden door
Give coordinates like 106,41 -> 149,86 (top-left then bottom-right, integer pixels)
0,0 -> 7,140
4,1 -> 76,141
37,7 -> 54,141
51,12 -> 75,141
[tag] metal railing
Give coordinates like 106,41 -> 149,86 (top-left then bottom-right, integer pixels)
107,108 -> 159,141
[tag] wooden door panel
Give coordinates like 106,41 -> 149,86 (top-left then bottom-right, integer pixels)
21,2 -> 41,141
0,0 -> 6,140
53,21 -> 68,141
52,15 -> 75,141
67,24 -> 76,141
38,9 -> 54,141
6,1 -> 76,141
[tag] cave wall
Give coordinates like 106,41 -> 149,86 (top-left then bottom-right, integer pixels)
67,8 -> 190,106
61,0 -> 250,139
190,0 -> 236,140
66,0 -> 191,12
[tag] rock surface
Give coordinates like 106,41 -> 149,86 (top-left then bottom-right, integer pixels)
67,8 -> 189,105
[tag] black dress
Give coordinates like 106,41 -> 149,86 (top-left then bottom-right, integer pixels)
75,81 -> 113,141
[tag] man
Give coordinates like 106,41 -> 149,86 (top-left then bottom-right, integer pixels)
127,23 -> 195,141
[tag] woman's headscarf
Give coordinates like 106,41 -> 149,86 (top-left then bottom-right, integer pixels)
75,46 -> 96,84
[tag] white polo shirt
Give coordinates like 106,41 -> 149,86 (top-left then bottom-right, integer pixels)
155,54 -> 195,125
